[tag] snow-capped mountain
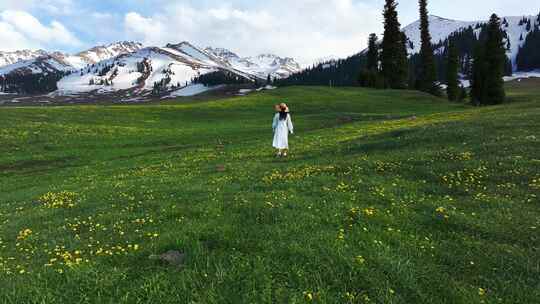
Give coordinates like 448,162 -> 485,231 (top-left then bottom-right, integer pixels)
204,47 -> 301,79
0,41 -> 299,96
402,15 -> 476,54
76,41 -> 143,66
204,47 -> 240,61
0,49 -> 48,67
57,42 -> 261,94
0,41 -> 145,77
0,42 -> 144,70
402,15 -> 537,68
0,55 -> 73,76
312,56 -> 339,66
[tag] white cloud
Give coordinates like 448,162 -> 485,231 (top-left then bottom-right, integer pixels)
1,0 -> 539,63
124,12 -> 167,46
124,0 -> 382,65
0,0 -> 75,15
91,12 -> 114,20
0,10 -> 81,51
0,21 -> 37,50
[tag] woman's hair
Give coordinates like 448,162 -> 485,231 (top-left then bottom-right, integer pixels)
278,104 -> 289,120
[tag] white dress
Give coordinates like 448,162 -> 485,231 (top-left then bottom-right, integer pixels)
272,113 -> 294,149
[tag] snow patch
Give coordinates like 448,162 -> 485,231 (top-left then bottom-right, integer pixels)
503,70 -> 540,81
402,15 -> 537,69
166,84 -> 223,97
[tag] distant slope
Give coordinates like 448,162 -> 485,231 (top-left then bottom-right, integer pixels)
403,15 -> 537,67
0,50 -> 48,67
76,41 -> 144,65
205,47 -> 301,79
0,42 -> 144,78
0,41 -> 300,95
57,42 -> 261,94
280,14 -> 540,87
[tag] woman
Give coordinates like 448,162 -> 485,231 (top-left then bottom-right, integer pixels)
272,103 -> 294,157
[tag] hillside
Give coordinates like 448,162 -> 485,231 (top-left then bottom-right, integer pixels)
0,49 -> 48,67
56,42 -> 255,95
402,15 -> 535,67
205,47 -> 301,79
0,41 -> 144,73
0,41 -> 301,96
282,14 -> 540,87
0,83 -> 538,303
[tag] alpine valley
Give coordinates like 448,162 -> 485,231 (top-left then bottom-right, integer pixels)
1,13 -> 540,103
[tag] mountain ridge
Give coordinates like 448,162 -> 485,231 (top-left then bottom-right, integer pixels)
0,41 -> 301,96
402,14 -> 536,68
279,13 -> 540,88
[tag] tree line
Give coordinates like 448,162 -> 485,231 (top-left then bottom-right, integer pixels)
280,0 -> 513,106
516,13 -> 540,71
361,0 -> 508,105
276,55 -> 366,87
193,70 -> 252,86
0,71 -> 67,94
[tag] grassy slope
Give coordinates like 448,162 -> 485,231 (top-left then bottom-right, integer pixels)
0,83 -> 539,303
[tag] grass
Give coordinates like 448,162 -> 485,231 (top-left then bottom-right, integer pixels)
0,82 -> 539,303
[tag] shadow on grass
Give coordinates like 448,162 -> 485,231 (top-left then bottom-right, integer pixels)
0,156 -> 77,176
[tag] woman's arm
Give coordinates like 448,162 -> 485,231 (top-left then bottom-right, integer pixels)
287,114 -> 294,134
272,114 -> 278,132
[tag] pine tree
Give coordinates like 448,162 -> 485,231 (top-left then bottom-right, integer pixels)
516,27 -> 540,71
446,40 -> 459,101
416,0 -> 440,95
471,14 -> 506,105
367,33 -> 379,71
484,14 -> 506,104
359,33 -> 382,88
381,0 -> 408,89
470,44 -> 487,106
526,19 -> 532,31
266,74 -> 271,85
397,31 -> 410,87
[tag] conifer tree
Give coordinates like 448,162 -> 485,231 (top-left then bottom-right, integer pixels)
417,0 -> 440,95
471,44 -> 487,106
516,27 -> 540,71
446,40 -> 459,101
381,0 -> 408,89
359,33 -> 382,88
484,14 -> 506,104
471,14 -> 506,105
397,31 -> 410,87
366,33 -> 379,71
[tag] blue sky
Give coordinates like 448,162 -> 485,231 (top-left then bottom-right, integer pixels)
0,0 -> 538,64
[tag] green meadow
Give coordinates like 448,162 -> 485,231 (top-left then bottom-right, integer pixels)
0,81 -> 539,303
